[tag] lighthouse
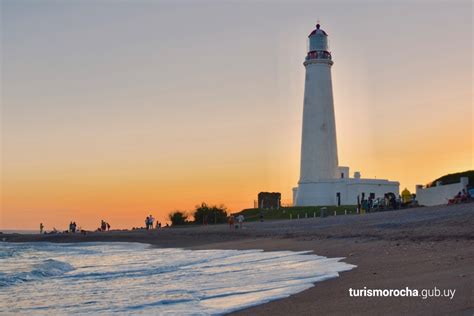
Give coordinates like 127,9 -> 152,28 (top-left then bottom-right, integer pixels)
299,24 -> 338,183
293,24 -> 399,206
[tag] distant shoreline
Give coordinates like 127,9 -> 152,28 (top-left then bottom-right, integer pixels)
3,203 -> 473,315
0,230 -> 39,235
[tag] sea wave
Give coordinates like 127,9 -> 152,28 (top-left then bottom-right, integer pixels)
0,259 -> 75,287
0,248 -> 16,259
0,243 -> 355,314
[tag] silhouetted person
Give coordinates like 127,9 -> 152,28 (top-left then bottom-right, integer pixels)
145,216 -> 150,230
100,220 -> 107,231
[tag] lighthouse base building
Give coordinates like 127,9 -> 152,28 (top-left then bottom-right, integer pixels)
293,24 -> 399,206
293,167 -> 400,206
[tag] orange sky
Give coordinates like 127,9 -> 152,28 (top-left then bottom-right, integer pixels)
1,1 -> 472,230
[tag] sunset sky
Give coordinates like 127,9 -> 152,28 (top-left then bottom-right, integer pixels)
1,0 -> 472,230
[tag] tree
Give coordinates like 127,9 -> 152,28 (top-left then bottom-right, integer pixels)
168,211 -> 188,226
193,202 -> 228,225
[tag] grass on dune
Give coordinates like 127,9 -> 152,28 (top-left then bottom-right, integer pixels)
234,205 -> 358,222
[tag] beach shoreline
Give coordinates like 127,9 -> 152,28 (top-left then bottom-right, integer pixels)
2,203 -> 473,315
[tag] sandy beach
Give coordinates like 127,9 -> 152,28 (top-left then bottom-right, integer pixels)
3,203 -> 473,315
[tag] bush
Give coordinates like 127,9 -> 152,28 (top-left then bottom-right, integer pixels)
193,202 -> 228,225
168,211 -> 188,226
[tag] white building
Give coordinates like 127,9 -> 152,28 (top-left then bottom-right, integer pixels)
416,177 -> 468,206
293,24 -> 399,206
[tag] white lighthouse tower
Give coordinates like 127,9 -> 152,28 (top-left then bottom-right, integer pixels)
300,24 -> 338,183
293,24 -> 399,206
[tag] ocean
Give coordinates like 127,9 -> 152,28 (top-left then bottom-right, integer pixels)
0,242 -> 355,314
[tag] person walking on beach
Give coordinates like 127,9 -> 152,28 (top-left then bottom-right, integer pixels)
149,215 -> 154,229
68,222 -> 76,233
228,215 -> 234,229
237,214 -> 245,229
40,223 -> 44,234
106,222 -> 111,231
100,220 -> 107,231
69,221 -> 77,233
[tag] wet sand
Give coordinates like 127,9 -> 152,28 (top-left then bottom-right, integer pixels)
3,203 -> 473,315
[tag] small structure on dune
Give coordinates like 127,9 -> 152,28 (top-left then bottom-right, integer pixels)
258,192 -> 281,210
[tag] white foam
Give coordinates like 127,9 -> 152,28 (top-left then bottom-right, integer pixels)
0,242 -> 355,314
